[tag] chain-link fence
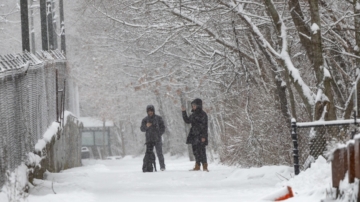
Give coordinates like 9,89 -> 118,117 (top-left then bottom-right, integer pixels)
0,50 -> 80,187
291,119 -> 357,175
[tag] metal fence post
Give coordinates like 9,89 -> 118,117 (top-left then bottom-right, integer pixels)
291,118 -> 300,175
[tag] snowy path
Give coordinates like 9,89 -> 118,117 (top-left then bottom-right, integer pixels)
0,155 -> 332,202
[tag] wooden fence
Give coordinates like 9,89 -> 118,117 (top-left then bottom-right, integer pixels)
332,138 -> 360,200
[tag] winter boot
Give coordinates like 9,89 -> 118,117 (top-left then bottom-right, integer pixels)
203,163 -> 209,172
190,163 -> 201,171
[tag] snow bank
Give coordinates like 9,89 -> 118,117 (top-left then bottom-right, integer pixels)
2,163 -> 29,201
281,156 -> 332,201
281,146 -> 360,201
261,186 -> 293,201
0,154 -> 352,202
338,177 -> 359,201
0,111 -> 78,201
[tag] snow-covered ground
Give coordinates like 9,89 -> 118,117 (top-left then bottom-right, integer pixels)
0,154 -> 336,202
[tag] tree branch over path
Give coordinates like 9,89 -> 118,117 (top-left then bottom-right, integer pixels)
220,1 -> 315,116
159,0 -> 256,64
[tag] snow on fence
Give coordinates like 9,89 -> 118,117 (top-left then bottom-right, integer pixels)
291,117 -> 357,175
0,51 -> 81,189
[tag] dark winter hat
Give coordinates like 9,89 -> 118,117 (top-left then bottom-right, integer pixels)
191,98 -> 202,109
146,105 -> 155,113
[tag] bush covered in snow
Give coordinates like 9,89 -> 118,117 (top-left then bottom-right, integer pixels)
3,164 -> 29,202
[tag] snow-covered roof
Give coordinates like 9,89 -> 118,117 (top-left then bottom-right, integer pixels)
78,117 -> 114,127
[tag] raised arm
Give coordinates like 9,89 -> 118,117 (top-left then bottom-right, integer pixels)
182,111 -> 191,124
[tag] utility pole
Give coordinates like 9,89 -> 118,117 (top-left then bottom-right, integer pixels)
52,0 -> 58,50
20,0 -> 30,52
29,0 -> 36,53
40,0 -> 48,50
47,0 -> 54,50
59,0 -> 66,54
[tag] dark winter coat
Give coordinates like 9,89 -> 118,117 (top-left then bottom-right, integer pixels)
140,105 -> 165,144
182,99 -> 208,146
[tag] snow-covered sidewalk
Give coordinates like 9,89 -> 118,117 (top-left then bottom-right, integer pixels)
0,155 -> 333,202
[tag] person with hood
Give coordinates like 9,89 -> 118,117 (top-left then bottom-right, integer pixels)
140,105 -> 166,171
182,98 -> 209,172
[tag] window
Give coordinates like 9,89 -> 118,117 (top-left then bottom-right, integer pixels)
82,131 -> 94,145
94,131 -> 108,145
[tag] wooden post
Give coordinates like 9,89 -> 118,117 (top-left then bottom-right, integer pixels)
332,148 -> 341,188
355,139 -> 360,179
355,138 -> 360,202
340,148 -> 348,182
332,147 -> 348,198
348,143 -> 355,183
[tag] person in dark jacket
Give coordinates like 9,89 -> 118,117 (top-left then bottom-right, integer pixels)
140,105 -> 166,171
182,98 -> 209,172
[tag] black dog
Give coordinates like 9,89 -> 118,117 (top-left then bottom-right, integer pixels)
142,142 -> 157,172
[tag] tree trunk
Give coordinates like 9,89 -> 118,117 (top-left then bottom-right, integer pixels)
180,94 -> 195,161
285,70 -> 297,120
308,0 -> 337,121
354,0 -> 360,116
342,1 -> 360,118
288,0 -> 313,60
156,94 -> 171,154
253,36 -> 293,123
223,1 -> 314,119
119,121 -> 126,157
308,0 -> 323,83
261,0 -> 297,123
